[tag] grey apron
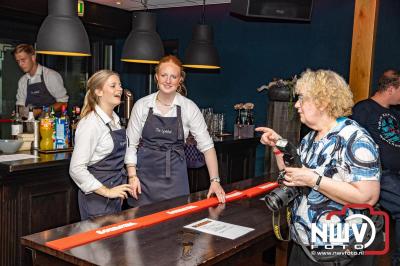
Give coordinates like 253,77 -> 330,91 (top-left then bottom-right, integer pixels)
25,72 -> 56,107
128,106 -> 189,207
78,119 -> 127,220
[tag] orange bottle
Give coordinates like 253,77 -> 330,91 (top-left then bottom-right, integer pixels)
39,108 -> 54,150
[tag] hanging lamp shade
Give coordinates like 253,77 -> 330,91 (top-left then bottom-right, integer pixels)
183,24 -> 220,69
36,0 -> 90,56
121,12 -> 164,64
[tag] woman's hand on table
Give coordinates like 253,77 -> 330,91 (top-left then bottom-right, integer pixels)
207,182 -> 226,203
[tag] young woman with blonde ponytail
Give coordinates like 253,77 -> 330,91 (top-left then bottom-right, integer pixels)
125,55 -> 225,207
69,70 -> 133,220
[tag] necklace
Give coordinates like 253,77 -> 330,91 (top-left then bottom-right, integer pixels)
156,95 -> 173,107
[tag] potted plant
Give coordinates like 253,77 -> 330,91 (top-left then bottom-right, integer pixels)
257,76 -> 297,120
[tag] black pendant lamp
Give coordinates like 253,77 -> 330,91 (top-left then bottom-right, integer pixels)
183,0 -> 220,69
36,0 -> 90,56
121,12 -> 164,64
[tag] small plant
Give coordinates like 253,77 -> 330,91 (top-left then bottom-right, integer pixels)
257,76 -> 297,120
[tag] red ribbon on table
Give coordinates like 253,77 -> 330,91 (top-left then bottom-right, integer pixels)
46,182 -> 278,251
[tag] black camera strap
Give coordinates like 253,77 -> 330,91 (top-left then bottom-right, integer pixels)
272,207 -> 292,241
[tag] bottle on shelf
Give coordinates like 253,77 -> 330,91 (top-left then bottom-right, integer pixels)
24,106 -> 35,134
49,106 -> 56,149
39,107 -> 54,151
70,106 -> 80,147
241,109 -> 248,125
246,110 -> 254,125
55,105 -> 70,149
235,109 -> 242,125
11,107 -> 23,139
27,106 -> 35,121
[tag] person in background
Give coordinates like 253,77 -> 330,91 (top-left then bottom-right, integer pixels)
69,70 -> 133,220
13,44 -> 68,117
125,55 -> 225,207
352,69 -> 400,266
256,69 -> 381,265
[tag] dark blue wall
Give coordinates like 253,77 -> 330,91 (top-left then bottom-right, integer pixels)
373,0 -> 400,92
116,0 -> 398,177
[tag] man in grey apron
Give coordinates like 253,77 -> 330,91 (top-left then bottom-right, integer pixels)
128,106 -> 189,207
78,122 -> 127,220
14,44 -> 68,117
25,72 -> 56,107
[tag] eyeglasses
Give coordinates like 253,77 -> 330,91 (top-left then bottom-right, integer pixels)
296,94 -> 304,105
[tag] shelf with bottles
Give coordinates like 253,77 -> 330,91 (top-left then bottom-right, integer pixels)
36,105 -> 81,152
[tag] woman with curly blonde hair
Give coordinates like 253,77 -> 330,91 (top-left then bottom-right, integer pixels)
256,69 -> 381,265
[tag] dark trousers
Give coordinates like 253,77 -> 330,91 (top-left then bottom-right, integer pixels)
380,170 -> 400,266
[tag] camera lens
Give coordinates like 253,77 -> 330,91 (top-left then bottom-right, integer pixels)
264,190 -> 283,212
264,186 -> 300,212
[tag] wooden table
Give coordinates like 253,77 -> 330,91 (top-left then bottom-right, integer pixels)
21,177 -> 288,266
1,136 -> 260,266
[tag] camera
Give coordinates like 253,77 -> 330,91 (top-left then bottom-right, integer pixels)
264,139 -> 302,212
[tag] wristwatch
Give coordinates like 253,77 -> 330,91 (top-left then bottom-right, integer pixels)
313,172 -> 323,191
210,177 -> 221,183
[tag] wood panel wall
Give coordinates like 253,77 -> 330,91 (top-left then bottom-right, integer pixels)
349,0 -> 379,103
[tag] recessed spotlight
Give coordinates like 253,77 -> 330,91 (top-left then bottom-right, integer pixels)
116,1 -> 121,5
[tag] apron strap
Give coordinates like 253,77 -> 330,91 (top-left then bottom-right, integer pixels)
94,111 -> 113,133
26,70 -> 44,86
105,123 -> 112,132
176,106 -> 184,141
166,149 -> 171,177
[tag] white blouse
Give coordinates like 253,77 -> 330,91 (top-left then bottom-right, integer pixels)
69,105 -> 125,193
124,92 -> 214,166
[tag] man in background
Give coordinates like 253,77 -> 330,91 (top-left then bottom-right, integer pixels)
352,69 -> 400,266
13,44 -> 68,117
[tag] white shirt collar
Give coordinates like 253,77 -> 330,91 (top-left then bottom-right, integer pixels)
94,105 -> 120,125
152,91 -> 182,107
27,64 -> 43,79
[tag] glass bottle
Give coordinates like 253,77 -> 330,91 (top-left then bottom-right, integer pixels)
39,108 -> 54,150
25,106 -> 35,134
235,109 -> 242,125
11,107 -> 23,139
241,109 -> 248,125
246,110 -> 254,125
55,105 -> 69,149
27,106 -> 35,121
70,106 -> 81,147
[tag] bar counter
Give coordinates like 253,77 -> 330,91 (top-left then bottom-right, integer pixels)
0,136 -> 261,266
0,135 -> 258,175
0,150 -> 79,266
21,177 -> 287,266
0,150 -> 71,174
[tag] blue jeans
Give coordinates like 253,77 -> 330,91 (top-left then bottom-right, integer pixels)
380,170 -> 400,266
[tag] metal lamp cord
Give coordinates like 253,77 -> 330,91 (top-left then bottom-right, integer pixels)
202,0 -> 206,24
